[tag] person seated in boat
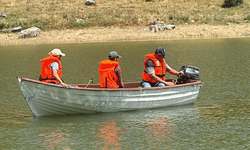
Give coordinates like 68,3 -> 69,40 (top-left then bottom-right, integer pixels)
98,51 -> 124,88
141,47 -> 184,88
39,48 -> 69,88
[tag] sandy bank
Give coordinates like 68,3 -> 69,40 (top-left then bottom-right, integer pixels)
0,24 -> 250,46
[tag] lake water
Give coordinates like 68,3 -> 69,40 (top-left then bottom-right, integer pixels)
1,38 -> 250,149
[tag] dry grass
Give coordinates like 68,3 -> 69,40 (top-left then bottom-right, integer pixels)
1,0 -> 250,30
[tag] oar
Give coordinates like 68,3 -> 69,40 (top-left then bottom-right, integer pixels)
85,78 -> 93,88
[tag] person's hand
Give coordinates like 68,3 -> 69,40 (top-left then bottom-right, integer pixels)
61,82 -> 69,88
164,82 -> 174,86
178,71 -> 184,76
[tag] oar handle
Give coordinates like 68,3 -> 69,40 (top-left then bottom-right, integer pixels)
85,78 -> 94,88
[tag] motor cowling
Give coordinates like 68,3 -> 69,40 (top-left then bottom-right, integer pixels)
176,66 -> 200,84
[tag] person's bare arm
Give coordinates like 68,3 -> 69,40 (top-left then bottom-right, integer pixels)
168,69 -> 184,76
148,74 -> 174,86
52,69 -> 68,88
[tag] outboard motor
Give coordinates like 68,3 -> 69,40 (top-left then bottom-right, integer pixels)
176,66 -> 200,84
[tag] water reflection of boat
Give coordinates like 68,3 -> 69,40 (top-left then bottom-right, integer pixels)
29,105 -> 198,149
17,77 -> 202,117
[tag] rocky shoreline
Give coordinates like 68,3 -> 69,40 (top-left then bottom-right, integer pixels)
0,24 -> 250,46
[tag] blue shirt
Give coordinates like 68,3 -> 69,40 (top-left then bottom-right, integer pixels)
50,62 -> 59,70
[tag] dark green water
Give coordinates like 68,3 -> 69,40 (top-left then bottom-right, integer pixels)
1,38 -> 250,149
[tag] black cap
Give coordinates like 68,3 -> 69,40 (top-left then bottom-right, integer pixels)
155,47 -> 168,55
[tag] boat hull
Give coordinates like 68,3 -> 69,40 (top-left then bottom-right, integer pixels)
17,77 -> 202,116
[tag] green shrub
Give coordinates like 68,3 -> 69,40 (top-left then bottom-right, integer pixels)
169,13 -> 174,20
181,13 -> 190,21
223,0 -> 243,8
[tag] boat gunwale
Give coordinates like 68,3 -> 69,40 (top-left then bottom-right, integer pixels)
17,76 -> 202,91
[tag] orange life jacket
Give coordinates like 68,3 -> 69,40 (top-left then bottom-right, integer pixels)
142,53 -> 167,83
98,60 -> 119,88
40,56 -> 62,84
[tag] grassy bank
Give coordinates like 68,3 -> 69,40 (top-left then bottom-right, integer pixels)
0,0 -> 250,46
1,0 -> 250,31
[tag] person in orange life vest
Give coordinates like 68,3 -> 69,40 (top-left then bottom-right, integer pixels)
141,47 -> 184,88
98,51 -> 124,88
39,48 -> 69,88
